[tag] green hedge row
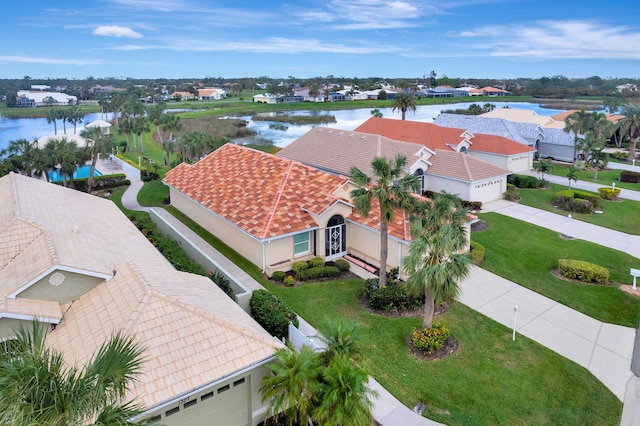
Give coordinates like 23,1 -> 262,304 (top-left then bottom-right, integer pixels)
54,173 -> 128,192
296,265 -> 341,281
250,290 -> 299,339
558,259 -> 610,284
620,170 -> 640,183
470,241 -> 485,265
507,174 -> 543,189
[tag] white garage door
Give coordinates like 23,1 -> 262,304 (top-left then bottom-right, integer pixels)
156,377 -> 250,426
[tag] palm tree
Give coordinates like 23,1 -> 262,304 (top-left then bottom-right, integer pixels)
45,137 -> 81,187
80,126 -> 114,193
566,166 -> 578,189
316,317 -> 363,364
260,344 -> 322,426
587,145 -> 608,179
46,108 -> 59,135
404,193 -> 472,329
67,106 -> 84,134
619,103 -> 640,160
468,104 -> 483,115
350,155 -> 420,288
370,108 -> 383,118
0,320 -> 145,425
147,102 -> 166,144
308,84 -> 320,102
5,138 -> 38,177
161,114 -> 182,143
534,158 -> 553,181
391,91 -> 416,120
564,109 -> 591,161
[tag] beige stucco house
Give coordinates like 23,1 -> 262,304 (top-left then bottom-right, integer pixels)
163,143 -> 420,278
0,172 -> 283,425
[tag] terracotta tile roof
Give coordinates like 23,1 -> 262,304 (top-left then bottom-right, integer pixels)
348,200 -> 412,241
428,150 -> 510,182
276,126 -> 430,177
355,117 -> 534,155
0,172 -> 283,410
164,144 -> 350,240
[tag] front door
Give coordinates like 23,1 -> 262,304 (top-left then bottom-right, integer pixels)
325,215 -> 346,260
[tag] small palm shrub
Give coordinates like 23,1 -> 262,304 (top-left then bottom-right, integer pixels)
333,258 -> 350,271
558,259 -> 610,284
412,322 -> 450,352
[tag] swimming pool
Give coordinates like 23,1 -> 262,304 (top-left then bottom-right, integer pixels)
48,165 -> 103,182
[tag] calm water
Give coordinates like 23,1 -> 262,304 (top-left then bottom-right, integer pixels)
1,102 -> 565,152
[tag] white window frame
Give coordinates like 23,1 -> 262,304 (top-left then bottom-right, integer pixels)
293,232 -> 310,256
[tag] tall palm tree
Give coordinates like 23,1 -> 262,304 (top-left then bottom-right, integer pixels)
391,91 -> 416,120
80,126 -> 115,193
564,109 -> 591,161
619,103 -> 640,160
566,166 -> 578,189
0,320 -> 145,425
350,155 -> 420,288
46,108 -> 59,135
261,344 -> 322,426
67,106 -> 84,134
404,194 -> 472,329
147,102 -> 166,144
5,138 -> 38,177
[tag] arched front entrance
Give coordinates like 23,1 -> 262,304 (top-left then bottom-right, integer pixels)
325,215 -> 346,260
414,169 -> 425,194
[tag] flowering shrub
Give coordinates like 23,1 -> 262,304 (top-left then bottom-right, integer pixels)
283,275 -> 296,287
412,322 -> 450,352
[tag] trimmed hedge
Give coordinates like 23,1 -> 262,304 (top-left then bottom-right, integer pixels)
470,241 -> 485,265
333,258 -> 350,271
597,187 -> 621,200
508,174 -> 543,189
292,261 -> 309,274
554,189 -> 602,213
620,170 -> 640,183
271,271 -> 286,282
308,257 -> 325,268
364,279 -> 422,312
250,290 -> 298,339
53,173 -> 127,192
558,259 -> 610,285
296,265 -> 341,281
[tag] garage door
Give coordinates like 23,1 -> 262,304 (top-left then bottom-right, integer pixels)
157,377 -> 250,426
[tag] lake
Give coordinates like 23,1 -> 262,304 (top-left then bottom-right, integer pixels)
1,102 -> 566,152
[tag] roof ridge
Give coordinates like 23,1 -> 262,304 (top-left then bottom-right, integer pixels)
461,152 -> 473,180
260,159 -> 294,239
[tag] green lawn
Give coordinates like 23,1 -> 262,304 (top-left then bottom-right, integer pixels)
541,162 -> 640,191
517,183 -> 640,235
472,213 -> 640,327
267,279 -> 620,425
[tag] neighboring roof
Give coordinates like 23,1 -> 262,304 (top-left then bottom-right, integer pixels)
85,119 -> 112,128
36,133 -> 87,149
164,144 -> 350,240
481,108 -> 555,126
434,114 -> 538,145
0,172 -> 282,410
356,117 -> 534,155
427,149 -> 511,182
480,86 -> 509,93
276,126 -> 431,177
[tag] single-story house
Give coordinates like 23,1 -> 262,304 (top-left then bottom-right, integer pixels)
356,117 -> 536,174
434,113 -> 577,162
163,143 -> 422,278
16,90 -> 77,107
276,126 -> 512,204
198,88 -> 226,101
0,172 -> 283,425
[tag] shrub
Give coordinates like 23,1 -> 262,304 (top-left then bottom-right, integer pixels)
283,275 -> 296,287
308,257 -> 325,268
470,241 -> 485,265
611,151 -> 629,160
296,265 -> 341,281
558,259 -> 610,285
508,174 -> 542,189
504,183 -> 520,201
620,170 -> 640,183
208,270 -> 234,298
554,189 -> 601,213
250,290 -> 298,339
292,261 -> 309,275
597,187 -> 621,200
461,200 -> 482,211
411,322 -> 450,352
365,280 -> 422,312
271,271 -> 286,282
334,258 -> 350,271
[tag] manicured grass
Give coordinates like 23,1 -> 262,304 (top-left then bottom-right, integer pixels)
268,279 -> 620,425
517,183 -> 640,235
542,162 -> 640,191
472,213 -> 640,327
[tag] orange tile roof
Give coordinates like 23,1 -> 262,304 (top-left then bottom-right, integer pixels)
355,117 -> 534,155
164,144 -> 350,240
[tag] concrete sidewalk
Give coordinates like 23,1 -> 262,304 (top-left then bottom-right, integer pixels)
482,199 -> 640,259
459,266 -> 636,401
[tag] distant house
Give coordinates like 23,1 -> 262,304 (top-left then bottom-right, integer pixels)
164,143 -> 422,278
16,90 -> 77,107
419,86 -> 468,98
172,91 -> 196,100
198,88 -> 226,101
479,86 -> 509,96
0,172 -> 283,425
252,93 -> 279,103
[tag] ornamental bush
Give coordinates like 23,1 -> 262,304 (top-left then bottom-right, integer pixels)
558,259 -> 610,284
597,187 -> 621,200
470,241 -> 485,265
296,265 -> 341,281
283,275 -> 296,287
250,290 -> 298,339
504,183 -> 520,201
271,271 -> 286,282
364,279 -> 422,312
333,258 -> 350,271
620,170 -> 640,183
308,257 -> 325,268
611,151 -> 629,160
411,322 -> 450,352
292,261 -> 309,275
554,189 -> 601,213
508,174 -> 542,189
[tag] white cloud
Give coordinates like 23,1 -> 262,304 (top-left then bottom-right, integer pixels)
93,25 -> 143,38
0,55 -> 100,66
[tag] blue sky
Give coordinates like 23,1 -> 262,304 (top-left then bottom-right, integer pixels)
2,0 -> 639,80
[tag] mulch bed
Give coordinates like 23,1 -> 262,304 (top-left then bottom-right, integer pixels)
471,220 -> 488,232
407,334 -> 459,361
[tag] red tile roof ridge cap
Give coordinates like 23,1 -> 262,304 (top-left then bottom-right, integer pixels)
259,159 -> 295,239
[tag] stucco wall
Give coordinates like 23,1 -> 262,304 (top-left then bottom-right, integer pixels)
539,143 -> 574,162
347,222 -> 410,278
469,177 -> 506,203
426,176 -> 472,201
